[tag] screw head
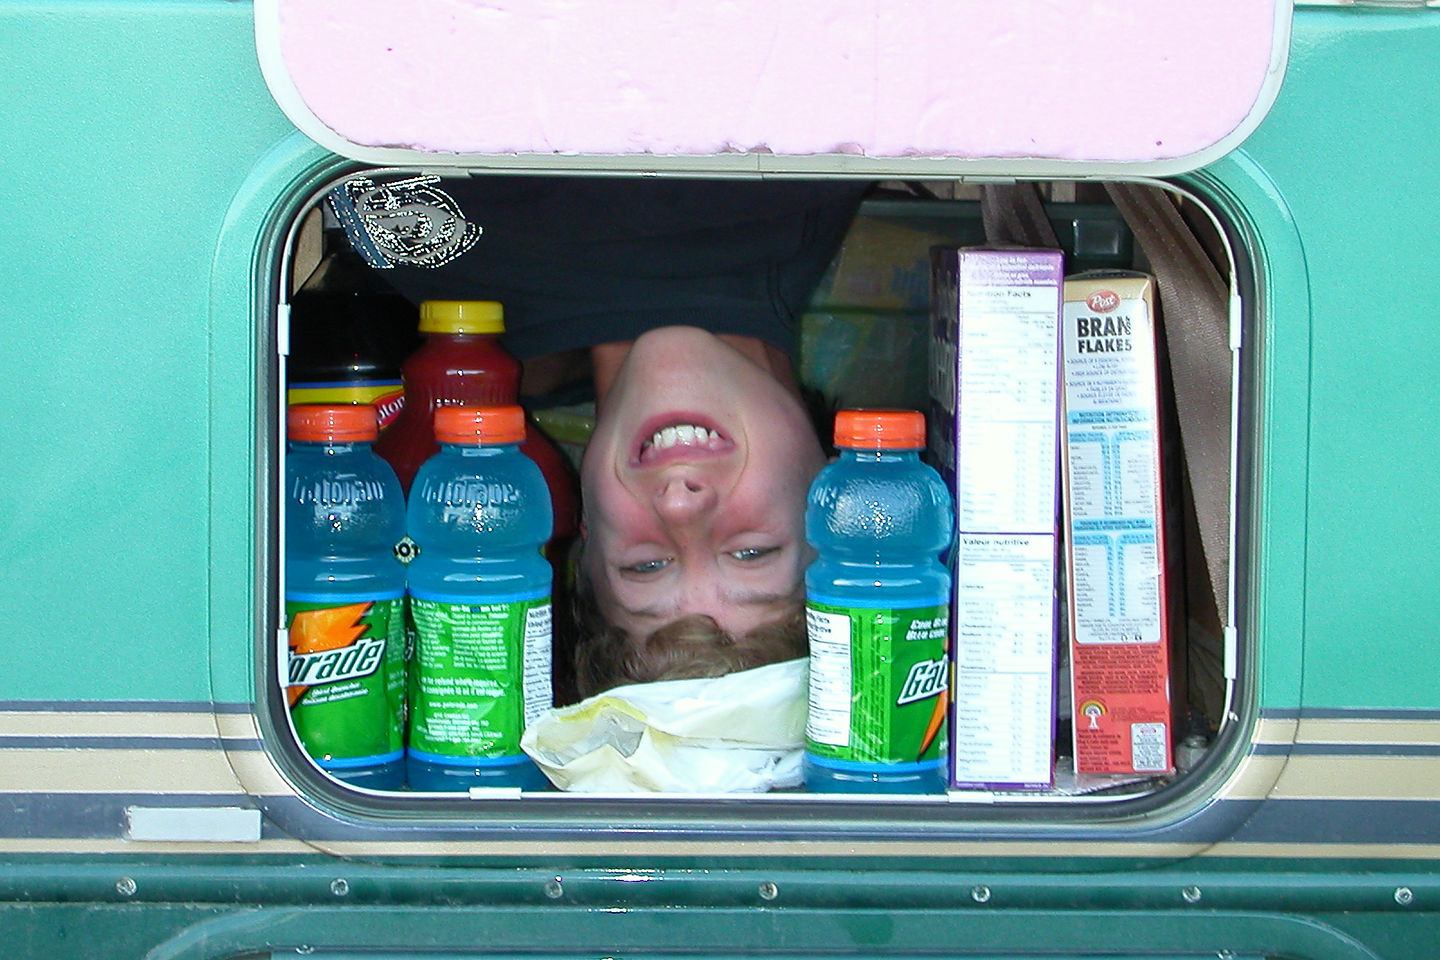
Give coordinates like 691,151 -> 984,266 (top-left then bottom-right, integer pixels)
758,881 -> 779,901
1395,887 -> 1415,906
115,877 -> 137,897
971,885 -> 992,904
330,878 -> 349,897
1182,885 -> 1203,904
544,879 -> 564,899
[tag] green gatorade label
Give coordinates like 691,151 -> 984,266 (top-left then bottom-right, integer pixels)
409,597 -> 552,760
805,601 -> 950,765
286,597 -> 405,765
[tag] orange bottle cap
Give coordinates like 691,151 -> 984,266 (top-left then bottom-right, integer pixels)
288,403 -> 379,443
833,409 -> 927,449
419,300 -> 505,335
434,404 -> 527,445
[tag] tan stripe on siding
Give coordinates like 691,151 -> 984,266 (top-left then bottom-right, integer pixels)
0,749 -> 247,794
0,711 -> 222,739
1270,754 -> 1440,801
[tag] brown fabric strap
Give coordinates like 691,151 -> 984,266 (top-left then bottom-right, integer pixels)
980,183 -> 1060,249
1103,182 -> 1231,626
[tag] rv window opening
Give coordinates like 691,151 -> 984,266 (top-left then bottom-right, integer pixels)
262,171 -> 1247,817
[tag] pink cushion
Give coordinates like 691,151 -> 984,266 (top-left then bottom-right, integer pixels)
264,0 -> 1284,165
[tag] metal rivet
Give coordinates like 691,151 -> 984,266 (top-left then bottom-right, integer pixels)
330,878 -> 349,897
1395,887 -> 1415,906
1182,885 -> 1203,904
296,946 -> 315,956
544,879 -> 564,899
971,885 -> 991,904
115,877 -> 137,898
758,881 -> 779,901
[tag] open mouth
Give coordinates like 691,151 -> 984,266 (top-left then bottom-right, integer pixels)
634,415 -> 734,465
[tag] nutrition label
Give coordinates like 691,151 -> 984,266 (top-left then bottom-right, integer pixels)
951,534 -> 1057,789
956,281 -> 1061,533
940,249 -> 1064,791
1061,304 -> 1163,648
805,607 -> 854,748
521,603 -> 553,726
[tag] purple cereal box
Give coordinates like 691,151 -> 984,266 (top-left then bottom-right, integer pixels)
930,247 -> 1064,791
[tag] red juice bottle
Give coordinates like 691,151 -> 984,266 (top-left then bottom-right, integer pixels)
374,300 -> 578,544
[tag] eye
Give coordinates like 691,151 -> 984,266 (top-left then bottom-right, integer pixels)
728,546 -> 780,563
620,557 -> 672,575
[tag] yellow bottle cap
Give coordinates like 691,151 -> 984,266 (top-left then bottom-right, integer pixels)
434,404 -> 527,445
418,300 -> 505,334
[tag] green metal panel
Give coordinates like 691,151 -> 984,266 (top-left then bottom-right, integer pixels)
1,897 -> 1432,960
0,0 -> 294,702
1,853 -> 1437,957
1240,9 -> 1440,712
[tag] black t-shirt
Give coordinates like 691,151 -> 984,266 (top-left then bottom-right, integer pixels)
335,175 -> 868,360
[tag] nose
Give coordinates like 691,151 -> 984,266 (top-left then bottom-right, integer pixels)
653,473 -> 718,525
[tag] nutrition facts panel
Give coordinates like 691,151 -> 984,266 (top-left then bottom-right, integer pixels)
955,280 -> 1061,534
951,533 -> 1057,789
1061,300 -> 1164,648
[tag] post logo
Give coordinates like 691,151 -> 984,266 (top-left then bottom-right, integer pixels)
1086,289 -> 1120,312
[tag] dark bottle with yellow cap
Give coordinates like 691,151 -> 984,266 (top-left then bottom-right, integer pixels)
286,223 -> 421,427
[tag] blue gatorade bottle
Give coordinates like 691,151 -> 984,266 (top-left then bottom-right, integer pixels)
406,404 -> 554,791
285,403 -> 407,789
803,409 -> 955,794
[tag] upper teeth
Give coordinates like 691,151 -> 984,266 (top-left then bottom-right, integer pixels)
650,424 -> 713,449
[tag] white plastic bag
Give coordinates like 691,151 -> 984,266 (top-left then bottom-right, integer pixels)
521,658 -> 808,793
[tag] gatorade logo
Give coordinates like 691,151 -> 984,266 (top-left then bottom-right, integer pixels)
438,480 -> 521,508
293,477 -> 387,507
288,635 -> 386,687
896,658 -> 948,706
